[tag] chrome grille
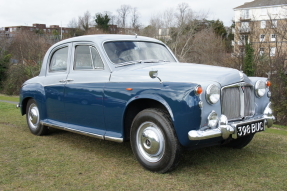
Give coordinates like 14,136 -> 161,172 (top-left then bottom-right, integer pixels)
221,83 -> 254,120
244,86 -> 254,116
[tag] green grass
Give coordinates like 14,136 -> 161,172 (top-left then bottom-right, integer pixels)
0,101 -> 287,190
0,94 -> 19,102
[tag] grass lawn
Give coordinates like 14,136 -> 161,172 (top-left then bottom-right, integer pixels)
0,100 -> 286,190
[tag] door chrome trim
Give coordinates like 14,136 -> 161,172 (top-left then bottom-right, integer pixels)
41,121 -> 104,139
40,121 -> 123,143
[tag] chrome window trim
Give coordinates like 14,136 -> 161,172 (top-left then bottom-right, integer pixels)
101,39 -> 178,66
47,44 -> 70,74
72,43 -> 105,71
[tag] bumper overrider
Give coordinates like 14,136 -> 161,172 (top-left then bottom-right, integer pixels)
188,102 -> 275,141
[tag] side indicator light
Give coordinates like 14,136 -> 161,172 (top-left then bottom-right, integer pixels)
126,88 -> 133,91
195,86 -> 203,95
266,81 -> 271,87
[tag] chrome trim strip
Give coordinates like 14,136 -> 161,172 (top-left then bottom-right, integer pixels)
41,121 -> 124,142
105,136 -> 124,143
41,121 -> 104,140
101,39 -> 178,67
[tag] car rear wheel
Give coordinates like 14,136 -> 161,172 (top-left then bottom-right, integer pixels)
224,134 -> 254,149
26,99 -> 48,136
130,108 -> 181,173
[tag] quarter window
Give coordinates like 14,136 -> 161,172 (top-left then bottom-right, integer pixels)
49,47 -> 68,72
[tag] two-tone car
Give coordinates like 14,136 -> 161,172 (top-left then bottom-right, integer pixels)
18,34 -> 275,173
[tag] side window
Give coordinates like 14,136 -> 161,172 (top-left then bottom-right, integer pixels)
91,47 -> 104,69
74,45 -> 104,70
50,47 -> 68,72
74,46 -> 93,70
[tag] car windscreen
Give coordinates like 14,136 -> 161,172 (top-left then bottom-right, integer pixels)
103,41 -> 176,64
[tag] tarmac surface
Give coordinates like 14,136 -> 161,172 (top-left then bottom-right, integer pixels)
0,100 -> 18,105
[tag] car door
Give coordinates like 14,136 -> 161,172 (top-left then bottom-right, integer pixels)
44,43 -> 71,123
63,43 -> 110,135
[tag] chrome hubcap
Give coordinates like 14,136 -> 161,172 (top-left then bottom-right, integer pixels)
28,103 -> 39,130
136,122 -> 165,162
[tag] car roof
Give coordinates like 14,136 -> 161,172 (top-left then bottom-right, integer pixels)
52,34 -> 162,47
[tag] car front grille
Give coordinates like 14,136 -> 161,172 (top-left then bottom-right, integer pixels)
221,83 -> 254,120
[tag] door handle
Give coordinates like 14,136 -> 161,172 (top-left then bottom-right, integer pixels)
59,79 -> 66,83
59,79 -> 74,83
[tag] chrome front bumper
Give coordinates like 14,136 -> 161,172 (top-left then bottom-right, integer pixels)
188,102 -> 275,141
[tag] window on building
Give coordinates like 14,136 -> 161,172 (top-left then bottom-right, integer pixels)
239,35 -> 249,44
43,29 -> 46,32
271,20 -> 277,28
272,7 -> 278,15
9,28 -> 13,32
271,34 -> 276,41
260,34 -> 265,42
259,48 -> 264,56
261,21 -> 266,28
30,28 -> 33,31
261,8 -> 267,15
241,9 -> 250,19
241,22 -> 250,32
270,47 -> 276,57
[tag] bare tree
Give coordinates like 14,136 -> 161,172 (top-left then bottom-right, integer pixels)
176,2 -> 190,26
117,5 -> 132,28
130,7 -> 141,30
78,11 -> 93,32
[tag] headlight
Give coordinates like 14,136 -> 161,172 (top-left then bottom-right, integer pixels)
206,84 -> 220,104
255,80 -> 266,97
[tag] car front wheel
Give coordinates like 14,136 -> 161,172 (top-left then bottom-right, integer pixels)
130,108 -> 181,173
26,99 -> 48,136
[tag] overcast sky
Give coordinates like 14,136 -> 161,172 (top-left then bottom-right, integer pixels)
0,0 -> 249,28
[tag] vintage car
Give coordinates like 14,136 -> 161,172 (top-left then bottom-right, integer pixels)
18,34 -> 275,173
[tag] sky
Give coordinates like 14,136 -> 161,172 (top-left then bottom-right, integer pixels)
0,0 -> 250,28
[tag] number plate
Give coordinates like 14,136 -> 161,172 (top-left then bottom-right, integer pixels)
236,119 -> 265,138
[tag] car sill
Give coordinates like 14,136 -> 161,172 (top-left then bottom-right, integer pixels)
41,121 -> 123,143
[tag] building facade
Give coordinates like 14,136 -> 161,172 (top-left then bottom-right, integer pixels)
3,23 -> 74,38
233,0 -> 287,58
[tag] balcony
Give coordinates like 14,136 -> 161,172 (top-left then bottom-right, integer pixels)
239,28 -> 250,34
240,17 -> 251,21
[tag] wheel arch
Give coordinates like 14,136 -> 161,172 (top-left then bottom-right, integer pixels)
21,96 -> 33,115
123,95 -> 174,141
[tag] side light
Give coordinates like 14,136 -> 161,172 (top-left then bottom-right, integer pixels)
266,80 -> 271,87
195,85 -> 203,95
